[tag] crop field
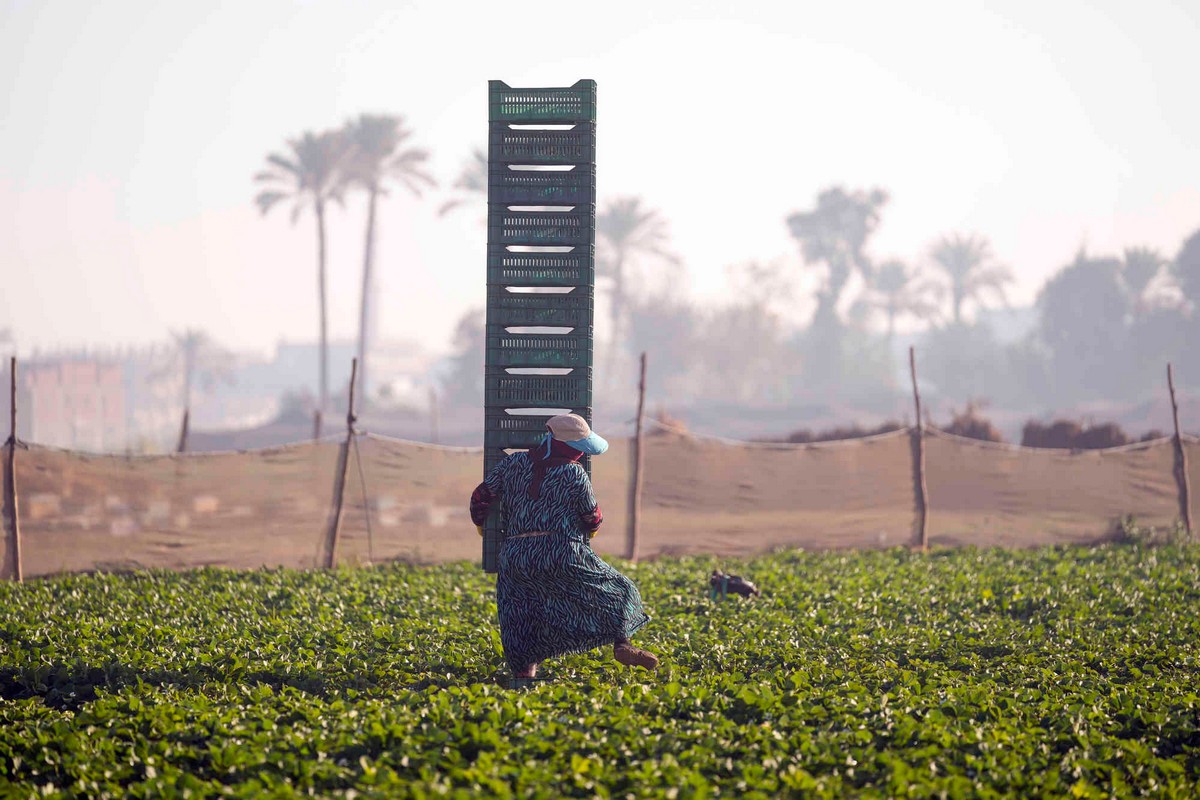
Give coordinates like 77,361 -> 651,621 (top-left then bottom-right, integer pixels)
2,543 -> 1200,798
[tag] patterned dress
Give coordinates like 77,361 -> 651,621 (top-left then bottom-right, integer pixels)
470,449 -> 651,672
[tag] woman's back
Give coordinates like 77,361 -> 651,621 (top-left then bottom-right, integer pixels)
490,452 -> 596,540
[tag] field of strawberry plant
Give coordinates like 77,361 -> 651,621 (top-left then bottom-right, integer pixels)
3,542 -> 1200,798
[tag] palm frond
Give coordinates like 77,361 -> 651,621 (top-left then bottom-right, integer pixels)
1122,245 -> 1164,298
438,198 -> 467,217
254,191 -> 288,216
265,153 -> 300,177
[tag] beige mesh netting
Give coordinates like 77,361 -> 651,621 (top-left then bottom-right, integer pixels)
334,434 -> 483,567
7,440 -> 342,577
590,429 -> 918,558
925,429 -> 1188,547
2,429 -> 1196,578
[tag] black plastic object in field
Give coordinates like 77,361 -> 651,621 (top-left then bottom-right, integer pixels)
483,80 -> 597,573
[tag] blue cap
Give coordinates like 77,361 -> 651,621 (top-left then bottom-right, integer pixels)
564,432 -> 608,455
547,413 -> 609,456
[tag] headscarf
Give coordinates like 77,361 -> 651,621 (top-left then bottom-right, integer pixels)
527,433 -> 583,500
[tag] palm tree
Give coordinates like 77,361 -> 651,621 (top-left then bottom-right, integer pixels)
859,260 -> 941,340
154,329 -> 235,450
254,129 -> 349,420
1122,246 -> 1165,316
928,233 -> 1014,324
437,148 -> 487,218
343,114 -> 435,406
1175,227 -> 1200,307
596,197 -> 679,380
169,329 -> 235,413
786,187 -> 888,332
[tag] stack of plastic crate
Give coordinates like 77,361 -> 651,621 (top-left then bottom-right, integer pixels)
482,80 -> 597,572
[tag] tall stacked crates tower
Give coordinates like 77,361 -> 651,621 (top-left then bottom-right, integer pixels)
482,80 -> 598,572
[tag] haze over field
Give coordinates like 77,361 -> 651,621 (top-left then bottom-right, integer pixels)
3,0 -> 1198,356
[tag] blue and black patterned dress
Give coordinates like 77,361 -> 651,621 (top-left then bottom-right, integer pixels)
470,446 -> 651,672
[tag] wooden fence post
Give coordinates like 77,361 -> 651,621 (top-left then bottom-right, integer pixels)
1168,363 -> 1193,540
909,347 -> 929,551
323,358 -> 358,569
175,408 -> 190,454
626,352 -> 647,562
4,357 -> 22,582
429,386 -> 440,445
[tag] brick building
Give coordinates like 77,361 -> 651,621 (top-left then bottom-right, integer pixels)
1,357 -> 127,452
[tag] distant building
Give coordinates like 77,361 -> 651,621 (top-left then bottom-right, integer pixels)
0,338 -> 447,452
3,356 -> 126,452
190,338 -> 442,429
121,344 -> 184,452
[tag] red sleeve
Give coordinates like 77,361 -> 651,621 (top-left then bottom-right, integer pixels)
574,467 -> 602,533
581,504 -> 603,533
470,482 -> 494,527
470,457 -> 508,526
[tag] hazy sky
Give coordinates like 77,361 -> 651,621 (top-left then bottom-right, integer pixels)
3,0 -> 1198,357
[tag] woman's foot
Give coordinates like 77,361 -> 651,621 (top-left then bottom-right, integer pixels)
614,642 -> 659,670
514,662 -> 539,679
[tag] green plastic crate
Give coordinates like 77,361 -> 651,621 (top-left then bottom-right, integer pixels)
487,247 -> 594,287
484,330 -> 593,369
483,443 -> 592,472
485,369 -> 592,408
489,80 -> 596,123
488,207 -> 595,247
489,122 -> 596,164
484,80 -> 597,574
481,509 -> 504,579
488,164 -> 596,205
486,287 -> 593,327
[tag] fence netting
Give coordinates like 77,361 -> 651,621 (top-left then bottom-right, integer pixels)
5,440 -> 342,577
924,429 -> 1188,547
589,427 -> 918,559
2,429 -> 1197,578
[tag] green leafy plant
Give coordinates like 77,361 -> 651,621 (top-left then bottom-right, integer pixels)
2,545 -> 1199,797
1116,514 -> 1190,548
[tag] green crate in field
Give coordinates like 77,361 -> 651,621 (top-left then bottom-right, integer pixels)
489,123 -> 596,164
489,80 -> 596,122
484,368 -> 593,411
484,330 -> 593,369
482,511 -> 503,578
486,412 -> 591,439
487,246 -> 594,287
486,286 -> 593,327
488,207 -> 595,247
488,164 -> 597,205
483,80 -> 597,573
483,443 -> 592,473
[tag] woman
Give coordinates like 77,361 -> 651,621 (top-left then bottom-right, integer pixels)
470,413 -> 657,679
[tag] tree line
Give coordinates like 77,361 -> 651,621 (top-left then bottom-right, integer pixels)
253,116 -> 433,434
250,115 -> 1200,425
442,185 -> 1200,422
